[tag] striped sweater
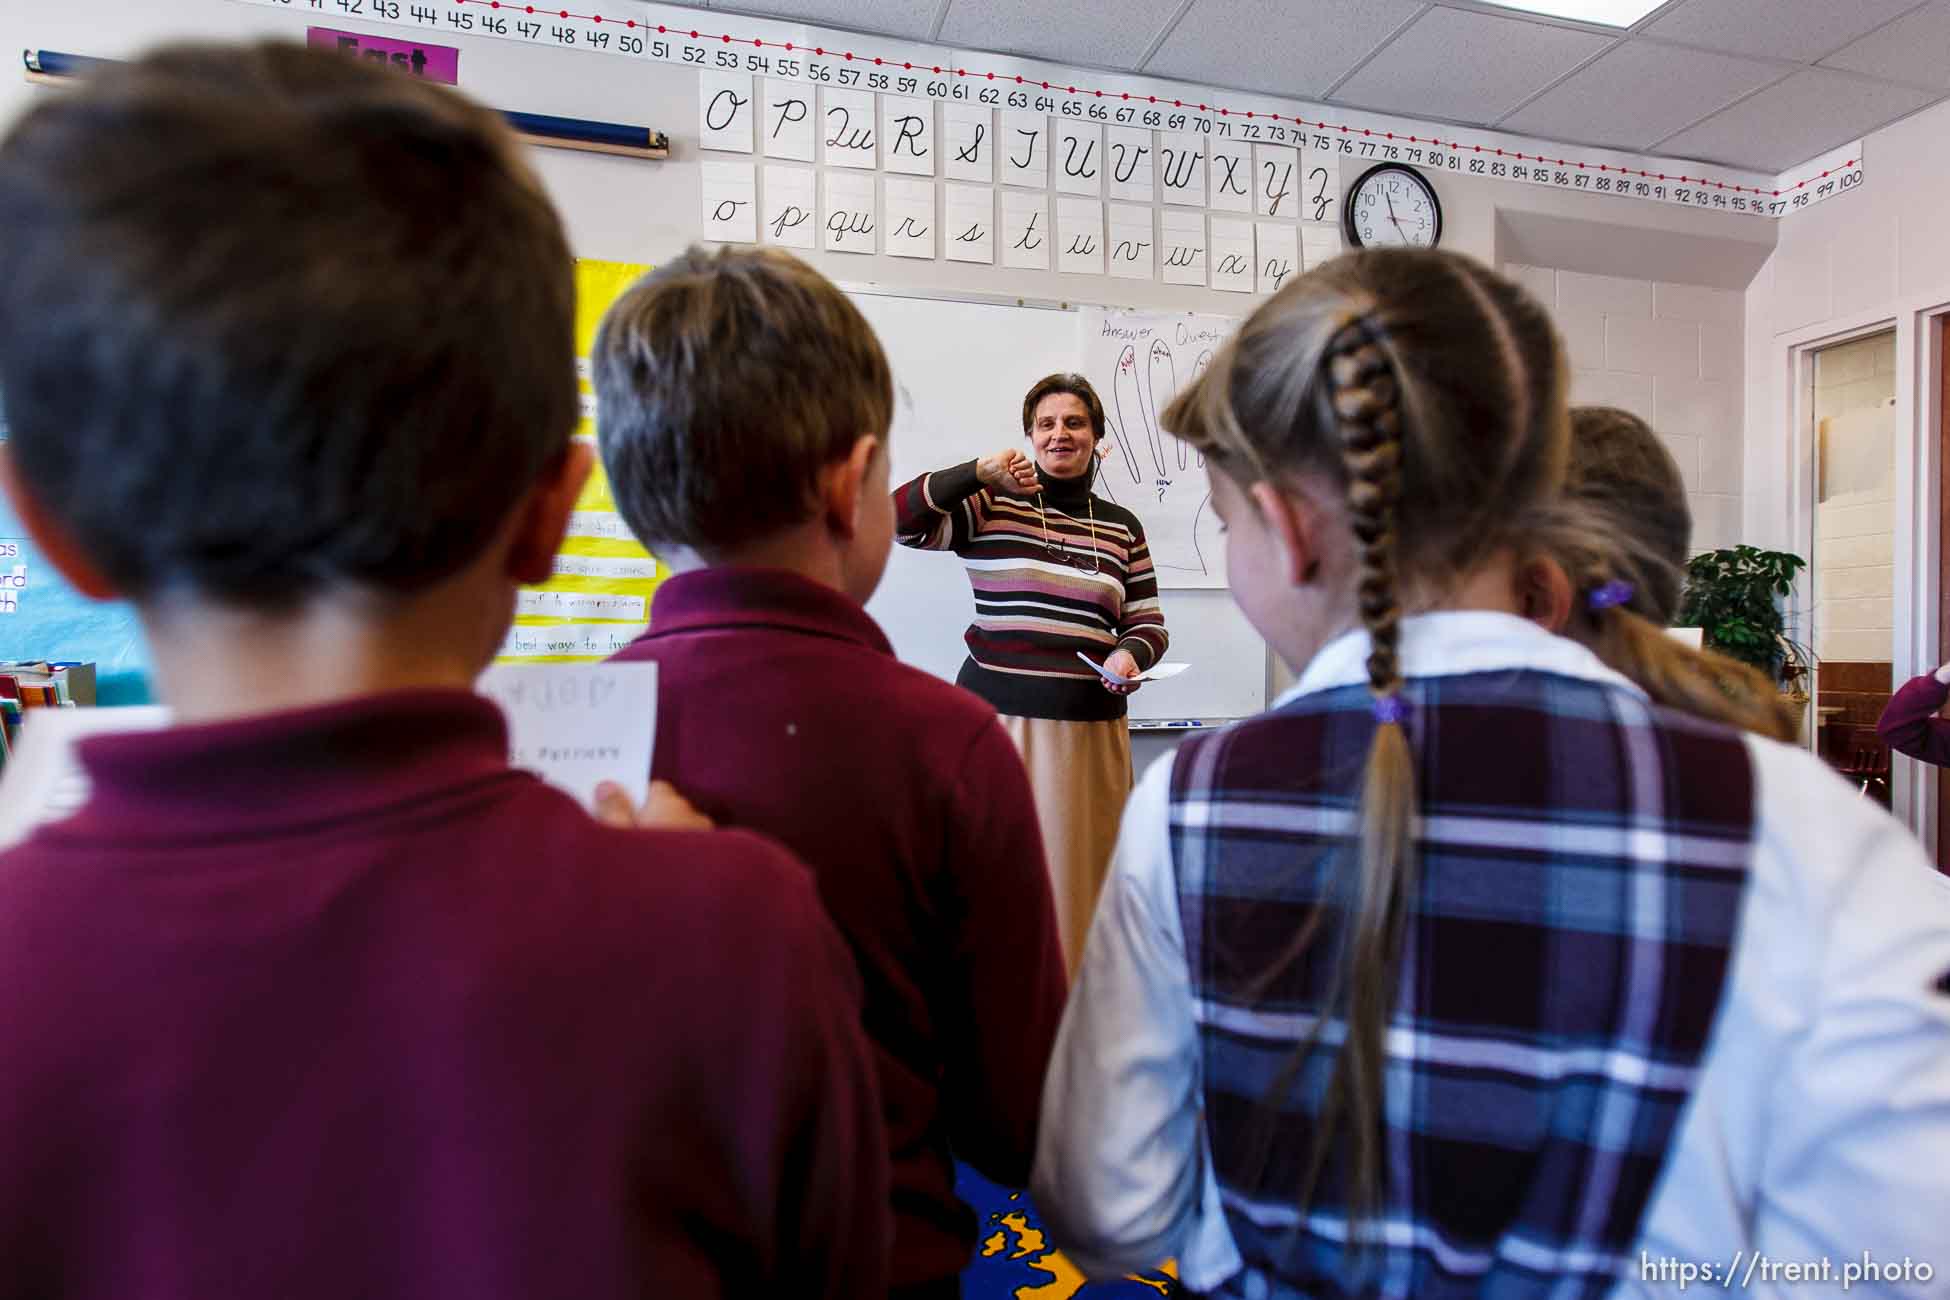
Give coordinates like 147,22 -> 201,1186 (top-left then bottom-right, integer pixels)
895,459 -> 1169,722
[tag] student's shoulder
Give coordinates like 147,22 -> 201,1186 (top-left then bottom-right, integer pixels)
565,810 -> 819,915
569,813 -> 843,956
481,774 -> 803,905
1741,729 -> 1938,894
1631,714 -> 1944,953
1165,694 -> 1349,791
871,654 -> 1005,739
1619,693 -> 1763,804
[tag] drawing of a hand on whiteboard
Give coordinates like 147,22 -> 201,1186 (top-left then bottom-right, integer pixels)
1088,311 -> 1228,588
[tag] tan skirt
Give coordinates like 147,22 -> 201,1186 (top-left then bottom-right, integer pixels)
998,714 -> 1134,976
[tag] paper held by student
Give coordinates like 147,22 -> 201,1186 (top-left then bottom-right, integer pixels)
1076,651 -> 1191,685
0,667 -> 657,850
475,661 -> 659,806
0,705 -> 172,851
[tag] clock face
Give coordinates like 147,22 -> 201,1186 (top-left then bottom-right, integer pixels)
1345,165 -> 1442,249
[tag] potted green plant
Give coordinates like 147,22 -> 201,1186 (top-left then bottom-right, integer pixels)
1676,546 -> 1810,686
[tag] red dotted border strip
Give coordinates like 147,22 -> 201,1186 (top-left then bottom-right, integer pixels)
449,0 -> 1847,199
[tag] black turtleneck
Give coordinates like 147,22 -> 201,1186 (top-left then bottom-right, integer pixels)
1034,459 -> 1096,504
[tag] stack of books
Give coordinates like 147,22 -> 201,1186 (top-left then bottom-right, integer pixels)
0,661 -> 98,772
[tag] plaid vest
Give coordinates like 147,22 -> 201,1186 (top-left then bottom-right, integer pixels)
1171,669 -> 1755,1299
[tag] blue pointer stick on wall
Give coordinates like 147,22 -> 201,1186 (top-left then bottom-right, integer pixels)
24,50 -> 110,79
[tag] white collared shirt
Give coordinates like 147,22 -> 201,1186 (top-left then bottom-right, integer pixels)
1032,612 -> 1950,1296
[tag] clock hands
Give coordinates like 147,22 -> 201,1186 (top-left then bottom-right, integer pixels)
1384,189 -> 1408,243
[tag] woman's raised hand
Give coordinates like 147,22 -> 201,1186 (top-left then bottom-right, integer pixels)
977,447 -> 1041,495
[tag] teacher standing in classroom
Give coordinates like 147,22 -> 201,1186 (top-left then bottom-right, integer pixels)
894,373 -> 1168,973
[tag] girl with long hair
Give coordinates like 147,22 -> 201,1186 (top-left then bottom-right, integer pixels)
1032,250 -> 1949,1298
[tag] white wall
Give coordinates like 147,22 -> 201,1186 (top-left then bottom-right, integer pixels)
1505,264 -> 1746,555
1810,333 -> 1897,663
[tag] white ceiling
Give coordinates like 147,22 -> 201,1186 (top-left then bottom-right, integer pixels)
705,0 -> 1950,173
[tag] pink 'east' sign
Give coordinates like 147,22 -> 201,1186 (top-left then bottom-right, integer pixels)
307,27 -> 460,84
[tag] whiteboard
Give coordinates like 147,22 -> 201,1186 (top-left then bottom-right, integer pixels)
1079,308 -> 1235,588
853,290 -> 1267,722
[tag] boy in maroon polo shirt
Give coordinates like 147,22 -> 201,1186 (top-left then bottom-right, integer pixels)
593,247 -> 1068,1299
0,46 -> 886,1299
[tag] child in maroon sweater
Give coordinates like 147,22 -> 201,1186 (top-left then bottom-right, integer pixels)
0,45 -> 886,1299
591,246 -> 1068,1299
1878,663 -> 1950,764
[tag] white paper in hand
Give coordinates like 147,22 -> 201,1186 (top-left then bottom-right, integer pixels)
1076,652 -> 1192,684
475,663 -> 658,808
0,706 -> 172,851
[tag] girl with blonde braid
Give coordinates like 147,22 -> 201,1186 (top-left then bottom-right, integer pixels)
1032,249 -> 1950,1299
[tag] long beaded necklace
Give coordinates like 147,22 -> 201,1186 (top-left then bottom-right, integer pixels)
1035,491 -> 1101,574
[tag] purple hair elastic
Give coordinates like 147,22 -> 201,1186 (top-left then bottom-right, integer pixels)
1589,579 -> 1635,612
1372,694 -> 1407,726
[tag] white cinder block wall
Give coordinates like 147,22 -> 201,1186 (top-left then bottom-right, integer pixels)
1810,333 -> 1898,663
1507,265 -> 1746,555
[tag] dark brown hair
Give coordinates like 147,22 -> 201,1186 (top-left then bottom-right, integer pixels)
0,42 -> 576,602
592,246 -> 893,556
1021,373 -> 1106,443
1163,248 -> 1569,1233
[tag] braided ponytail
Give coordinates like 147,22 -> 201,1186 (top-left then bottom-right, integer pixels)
1330,321 -> 1406,700
1289,319 -> 1422,1234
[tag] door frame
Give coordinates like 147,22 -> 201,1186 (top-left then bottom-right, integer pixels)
1783,310 -> 1929,833
1937,316 -> 1950,867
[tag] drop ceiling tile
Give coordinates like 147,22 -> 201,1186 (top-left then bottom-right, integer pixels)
1145,0 -> 1424,99
1331,7 -> 1614,124
1501,40 -> 1785,149
1643,0 -> 1921,64
1822,1 -> 1950,90
709,0 -> 942,41
936,0 -> 1192,70
1656,67 -> 1932,171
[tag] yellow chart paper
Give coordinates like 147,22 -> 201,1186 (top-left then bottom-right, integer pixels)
496,258 -> 661,663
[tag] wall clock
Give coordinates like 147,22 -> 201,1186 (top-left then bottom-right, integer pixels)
1344,164 -> 1442,249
